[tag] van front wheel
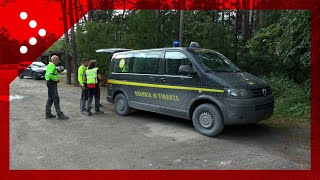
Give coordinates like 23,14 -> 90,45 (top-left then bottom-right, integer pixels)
192,104 -> 224,137
114,93 -> 132,116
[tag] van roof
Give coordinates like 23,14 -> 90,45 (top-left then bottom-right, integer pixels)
111,47 -> 193,54
95,48 -> 133,53
96,47 -> 216,55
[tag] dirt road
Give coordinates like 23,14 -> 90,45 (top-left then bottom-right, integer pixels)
9,77 -> 310,169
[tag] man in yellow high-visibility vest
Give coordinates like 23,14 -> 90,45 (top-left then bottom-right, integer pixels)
45,55 -> 69,120
78,58 -> 89,114
85,60 -> 104,116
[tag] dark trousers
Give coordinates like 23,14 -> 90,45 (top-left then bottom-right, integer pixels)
80,84 -> 88,112
97,84 -> 101,105
86,86 -> 100,112
46,81 -> 62,116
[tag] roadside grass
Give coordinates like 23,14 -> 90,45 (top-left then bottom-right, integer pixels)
260,116 -> 309,129
259,116 -> 310,147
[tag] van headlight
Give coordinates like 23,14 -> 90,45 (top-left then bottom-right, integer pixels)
225,88 -> 248,98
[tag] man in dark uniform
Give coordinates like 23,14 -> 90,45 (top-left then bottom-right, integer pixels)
78,58 -> 89,114
85,60 -> 104,116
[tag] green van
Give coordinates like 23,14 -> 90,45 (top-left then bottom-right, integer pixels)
98,47 -> 274,137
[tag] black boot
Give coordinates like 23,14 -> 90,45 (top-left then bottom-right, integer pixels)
57,113 -> 69,120
45,114 -> 56,119
95,109 -> 104,114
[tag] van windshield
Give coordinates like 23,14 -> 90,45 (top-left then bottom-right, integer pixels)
188,49 -> 241,72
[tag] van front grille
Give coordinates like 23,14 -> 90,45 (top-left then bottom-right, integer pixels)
255,101 -> 274,111
249,87 -> 272,97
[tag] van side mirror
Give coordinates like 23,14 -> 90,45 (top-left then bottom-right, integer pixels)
179,65 -> 196,75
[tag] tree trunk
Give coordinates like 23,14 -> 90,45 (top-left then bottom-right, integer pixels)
234,0 -> 240,63
255,10 -> 265,28
241,0 -> 251,44
107,10 -> 113,22
70,0 -> 78,86
221,0 -> 225,26
251,0 -> 255,33
119,1 -> 126,44
179,10 -> 184,47
228,10 -> 231,27
87,0 -> 93,21
241,10 -> 250,43
222,10 -> 224,26
156,10 -> 161,48
255,0 -> 261,27
250,10 -> 255,34
255,10 -> 260,28
61,0 -> 71,84
215,10 -> 218,25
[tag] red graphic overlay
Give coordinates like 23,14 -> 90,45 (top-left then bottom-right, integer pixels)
0,0 -> 319,179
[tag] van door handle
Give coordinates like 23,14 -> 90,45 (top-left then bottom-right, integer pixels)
150,77 -> 155,81
161,78 -> 167,82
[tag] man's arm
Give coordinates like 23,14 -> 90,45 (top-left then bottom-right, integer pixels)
97,69 -> 103,82
78,67 -> 84,86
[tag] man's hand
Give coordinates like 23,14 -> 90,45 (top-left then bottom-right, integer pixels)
57,79 -> 60,83
82,86 -> 86,90
98,74 -> 103,81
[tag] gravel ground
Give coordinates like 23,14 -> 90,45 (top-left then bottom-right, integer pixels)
9,77 -> 310,170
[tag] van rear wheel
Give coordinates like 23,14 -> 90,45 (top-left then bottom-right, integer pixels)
114,93 -> 132,116
192,104 -> 224,137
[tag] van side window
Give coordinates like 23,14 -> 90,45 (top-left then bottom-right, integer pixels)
113,52 -> 160,74
132,53 -> 145,74
145,54 -> 160,74
131,52 -> 160,74
165,51 -> 192,75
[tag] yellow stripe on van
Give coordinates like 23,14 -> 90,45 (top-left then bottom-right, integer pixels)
108,79 -> 224,93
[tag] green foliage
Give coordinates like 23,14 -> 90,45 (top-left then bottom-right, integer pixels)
45,38 -> 69,66
184,11 -> 236,60
76,22 -> 118,73
46,38 -> 66,52
263,74 -> 310,119
123,11 -> 158,49
246,10 -> 310,83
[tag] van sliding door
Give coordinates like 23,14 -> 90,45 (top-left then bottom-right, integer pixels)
157,51 -> 200,118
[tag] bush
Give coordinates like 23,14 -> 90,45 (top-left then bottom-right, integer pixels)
262,74 -> 310,119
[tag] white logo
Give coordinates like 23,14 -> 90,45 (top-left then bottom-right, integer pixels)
262,88 -> 267,96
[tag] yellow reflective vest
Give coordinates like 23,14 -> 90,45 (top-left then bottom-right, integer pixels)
86,67 -> 98,85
